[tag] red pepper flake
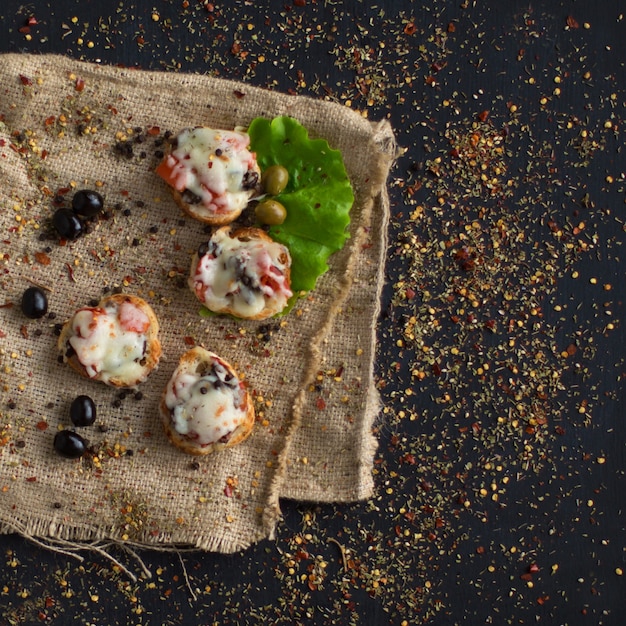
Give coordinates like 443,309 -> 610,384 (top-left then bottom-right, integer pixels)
454,246 -> 477,271
36,421 -> 48,431
19,74 -> 33,86
20,325 -> 28,339
147,126 -> 161,136
224,484 -> 234,497
65,263 -> 76,282
27,16 -> 38,26
183,336 -> 196,346
403,22 -> 417,35
316,397 -> 326,410
447,21 -> 456,33
233,90 -> 245,99
26,476 -> 37,482
75,77 -> 85,92
35,251 -> 51,265
431,61 -> 446,73
293,0 -> 306,6
566,15 -> 579,29
477,110 -> 490,122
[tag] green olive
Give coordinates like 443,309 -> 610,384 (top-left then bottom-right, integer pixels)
261,165 -> 289,196
255,199 -> 287,225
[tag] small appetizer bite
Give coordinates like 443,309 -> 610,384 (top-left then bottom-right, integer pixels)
189,226 -> 293,320
58,294 -> 162,388
156,127 -> 261,225
161,347 -> 254,455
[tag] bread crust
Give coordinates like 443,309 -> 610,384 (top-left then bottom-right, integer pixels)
170,188 -> 246,226
160,347 -> 255,455
189,226 -> 292,321
58,293 -> 162,388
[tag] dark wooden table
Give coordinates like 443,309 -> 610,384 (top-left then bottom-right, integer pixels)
1,1 -> 624,624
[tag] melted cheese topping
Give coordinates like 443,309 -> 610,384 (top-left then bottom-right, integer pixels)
68,301 -> 149,385
162,128 -> 258,218
164,358 -> 247,447
190,228 -> 293,318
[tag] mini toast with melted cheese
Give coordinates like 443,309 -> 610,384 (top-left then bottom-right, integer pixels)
155,127 -> 261,225
58,293 -> 162,388
189,226 -> 293,320
160,347 -> 255,455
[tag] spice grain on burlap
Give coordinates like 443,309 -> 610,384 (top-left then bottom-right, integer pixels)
0,54 -> 394,552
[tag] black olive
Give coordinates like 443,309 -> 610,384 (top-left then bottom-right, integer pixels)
70,395 -> 97,427
242,170 -> 259,190
182,188 -> 202,205
72,189 -> 104,218
53,430 -> 86,459
21,286 -> 48,319
52,208 -> 83,240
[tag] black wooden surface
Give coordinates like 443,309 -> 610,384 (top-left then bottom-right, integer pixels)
0,1 -> 625,624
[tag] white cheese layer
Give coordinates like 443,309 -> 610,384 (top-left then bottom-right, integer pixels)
190,228 -> 292,318
165,128 -> 258,217
164,360 -> 247,446
68,301 -> 149,385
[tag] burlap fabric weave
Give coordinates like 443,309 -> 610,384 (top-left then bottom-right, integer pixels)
0,54 -> 394,552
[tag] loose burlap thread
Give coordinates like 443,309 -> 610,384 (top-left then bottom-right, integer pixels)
0,54 -> 394,554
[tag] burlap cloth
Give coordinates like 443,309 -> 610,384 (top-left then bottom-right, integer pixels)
0,54 -> 394,553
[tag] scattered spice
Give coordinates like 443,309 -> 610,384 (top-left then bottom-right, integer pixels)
0,3 -> 622,626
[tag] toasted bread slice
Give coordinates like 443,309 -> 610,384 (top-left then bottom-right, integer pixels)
155,127 -> 260,225
58,293 -> 162,388
189,226 -> 292,320
161,347 -> 255,455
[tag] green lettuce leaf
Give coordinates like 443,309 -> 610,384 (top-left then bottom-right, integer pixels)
248,116 -> 354,292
